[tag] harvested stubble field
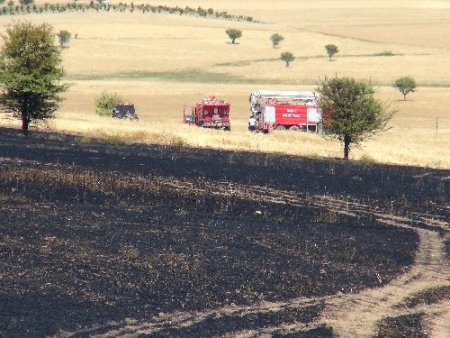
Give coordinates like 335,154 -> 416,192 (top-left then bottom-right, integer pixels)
1,0 -> 450,168
0,1 -> 450,337
0,126 -> 449,337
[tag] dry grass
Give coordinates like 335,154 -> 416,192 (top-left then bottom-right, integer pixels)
0,1 -> 450,168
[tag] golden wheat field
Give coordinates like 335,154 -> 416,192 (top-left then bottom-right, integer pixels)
0,0 -> 450,168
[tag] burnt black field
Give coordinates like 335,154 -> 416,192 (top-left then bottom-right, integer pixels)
0,127 -> 449,337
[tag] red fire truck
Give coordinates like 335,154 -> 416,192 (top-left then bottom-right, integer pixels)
183,96 -> 231,131
254,99 -> 322,133
249,90 -> 323,133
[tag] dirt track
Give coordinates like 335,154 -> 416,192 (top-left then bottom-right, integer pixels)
0,127 -> 449,337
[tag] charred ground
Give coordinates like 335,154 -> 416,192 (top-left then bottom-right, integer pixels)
0,127 -> 449,337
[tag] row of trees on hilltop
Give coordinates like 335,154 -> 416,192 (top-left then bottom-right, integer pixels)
0,1 -> 254,21
0,21 -> 415,160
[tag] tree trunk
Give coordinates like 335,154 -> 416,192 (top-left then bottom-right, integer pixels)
343,134 -> 351,160
21,113 -> 30,137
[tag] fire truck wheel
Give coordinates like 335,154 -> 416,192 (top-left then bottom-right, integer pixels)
289,125 -> 300,131
275,125 -> 287,131
224,126 -> 231,131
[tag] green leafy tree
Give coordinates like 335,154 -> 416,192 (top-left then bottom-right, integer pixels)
270,33 -> 284,48
19,0 -> 33,5
225,28 -> 242,44
95,92 -> 126,116
325,44 -> 339,61
280,52 -> 295,67
317,77 -> 394,160
197,6 -> 207,17
393,76 -> 416,100
0,22 -> 67,136
57,30 -> 71,48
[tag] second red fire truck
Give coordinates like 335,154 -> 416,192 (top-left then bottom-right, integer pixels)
249,90 -> 323,133
183,96 -> 231,131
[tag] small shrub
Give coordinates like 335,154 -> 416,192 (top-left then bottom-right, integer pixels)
95,92 -> 126,116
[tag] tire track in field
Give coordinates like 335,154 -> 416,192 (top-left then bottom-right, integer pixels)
209,182 -> 450,337
58,179 -> 449,338
320,227 -> 450,337
165,180 -> 450,337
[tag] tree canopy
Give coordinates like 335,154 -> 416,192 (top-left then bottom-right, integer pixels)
393,76 -> 416,100
317,77 -> 394,160
270,33 -> 284,48
0,21 -> 67,135
280,52 -> 295,67
225,28 -> 242,44
325,44 -> 339,61
57,30 -> 71,48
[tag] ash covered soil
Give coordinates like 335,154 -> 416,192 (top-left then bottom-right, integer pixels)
0,127 -> 448,337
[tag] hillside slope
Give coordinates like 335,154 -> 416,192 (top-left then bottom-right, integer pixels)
0,127 -> 449,337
